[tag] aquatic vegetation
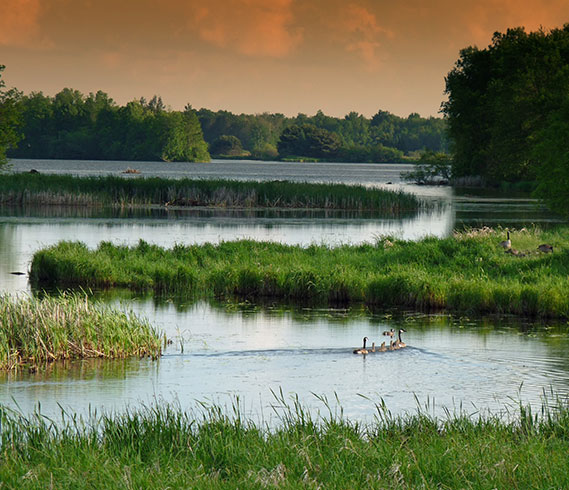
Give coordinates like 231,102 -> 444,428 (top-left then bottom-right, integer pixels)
0,173 -> 422,213
30,227 -> 569,318
0,396 -> 568,488
0,294 -> 161,370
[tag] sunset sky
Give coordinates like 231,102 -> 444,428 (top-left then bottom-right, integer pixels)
1,0 -> 567,118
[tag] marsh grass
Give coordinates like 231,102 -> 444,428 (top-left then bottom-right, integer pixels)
0,173 -> 422,213
0,394 -> 569,488
0,294 -> 161,370
31,227 -> 569,318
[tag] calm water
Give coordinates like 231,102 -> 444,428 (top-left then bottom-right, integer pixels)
1,159 -> 567,421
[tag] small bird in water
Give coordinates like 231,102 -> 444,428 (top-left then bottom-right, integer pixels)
353,336 -> 369,355
499,231 -> 511,250
379,341 -> 387,352
382,328 -> 395,337
537,244 -> 553,253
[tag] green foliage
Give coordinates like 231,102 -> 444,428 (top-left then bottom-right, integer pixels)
0,293 -> 161,369
0,173 -> 422,212
277,123 -> 341,158
209,134 -> 246,156
533,100 -> 569,216
1,397 -> 569,488
11,90 -> 210,162
30,227 -> 569,318
197,107 -> 447,162
444,25 -> 569,186
0,65 -> 22,168
402,150 -> 452,184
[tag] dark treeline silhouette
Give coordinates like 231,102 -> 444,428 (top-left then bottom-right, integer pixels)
444,24 -> 569,215
6,85 -> 447,164
197,108 -> 447,161
9,90 -> 210,162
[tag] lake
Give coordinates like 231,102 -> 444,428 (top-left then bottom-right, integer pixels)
1,159 -> 567,422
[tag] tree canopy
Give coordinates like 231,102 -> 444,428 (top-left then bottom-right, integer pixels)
10,90 -> 210,162
443,24 -> 569,214
0,65 -> 22,168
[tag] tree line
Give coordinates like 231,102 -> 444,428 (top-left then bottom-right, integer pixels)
0,69 -> 447,165
197,108 -> 447,162
443,24 -> 569,214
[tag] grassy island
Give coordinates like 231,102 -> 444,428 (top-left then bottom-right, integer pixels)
31,227 -> 569,318
1,399 -> 568,488
0,173 -> 421,213
0,294 -> 161,370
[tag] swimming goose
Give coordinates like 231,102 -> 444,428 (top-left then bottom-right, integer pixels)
379,341 -> 387,352
537,244 -> 553,253
394,328 -> 407,348
499,231 -> 511,250
371,342 -> 376,353
382,328 -> 395,337
389,340 -> 396,351
353,336 -> 369,354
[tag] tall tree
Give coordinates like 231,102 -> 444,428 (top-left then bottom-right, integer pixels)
443,25 -> 569,182
0,65 -> 22,167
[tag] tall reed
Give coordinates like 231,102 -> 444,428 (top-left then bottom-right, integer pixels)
0,293 -> 161,369
30,227 -> 569,318
0,173 -> 422,213
0,396 -> 568,487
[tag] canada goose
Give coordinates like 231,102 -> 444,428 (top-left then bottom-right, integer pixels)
499,231 -> 511,249
353,336 -> 369,355
538,244 -> 553,253
382,328 -> 395,337
379,341 -> 387,352
505,248 -> 525,257
389,340 -> 396,351
394,328 -> 407,348
371,342 -> 376,353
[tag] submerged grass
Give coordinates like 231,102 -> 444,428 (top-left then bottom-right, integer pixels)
0,294 -> 161,370
31,227 -> 569,318
1,396 -> 569,488
0,173 -> 421,213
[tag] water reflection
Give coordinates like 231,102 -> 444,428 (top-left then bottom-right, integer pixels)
2,298 -> 568,422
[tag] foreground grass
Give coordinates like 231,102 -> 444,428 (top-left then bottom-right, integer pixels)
0,173 -> 421,213
31,227 -> 569,318
0,294 -> 161,370
1,398 -> 569,488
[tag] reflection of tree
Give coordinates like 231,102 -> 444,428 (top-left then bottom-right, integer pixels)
0,223 -> 19,274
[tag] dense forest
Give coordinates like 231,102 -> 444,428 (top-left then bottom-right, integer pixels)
0,67 -> 447,164
197,108 -> 447,161
443,25 -> 569,214
7,90 -> 210,162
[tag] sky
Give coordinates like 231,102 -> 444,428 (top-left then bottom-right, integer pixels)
1,0 -> 568,118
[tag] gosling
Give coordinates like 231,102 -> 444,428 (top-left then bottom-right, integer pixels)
353,336 -> 369,355
538,244 -> 553,253
370,342 -> 376,353
378,341 -> 387,352
499,231 -> 511,250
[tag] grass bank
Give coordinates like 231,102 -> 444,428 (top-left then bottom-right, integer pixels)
30,227 -> 569,318
0,173 -> 421,213
1,398 -> 568,488
0,294 -> 161,370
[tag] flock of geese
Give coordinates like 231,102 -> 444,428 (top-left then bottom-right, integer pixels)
500,230 -> 554,256
353,329 -> 407,355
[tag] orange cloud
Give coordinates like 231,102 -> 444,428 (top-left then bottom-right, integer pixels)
338,3 -> 392,70
189,0 -> 302,57
0,0 -> 49,47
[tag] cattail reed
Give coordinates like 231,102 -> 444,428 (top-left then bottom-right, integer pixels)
0,293 -> 161,370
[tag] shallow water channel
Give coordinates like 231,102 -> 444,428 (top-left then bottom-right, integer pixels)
0,159 -> 567,422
